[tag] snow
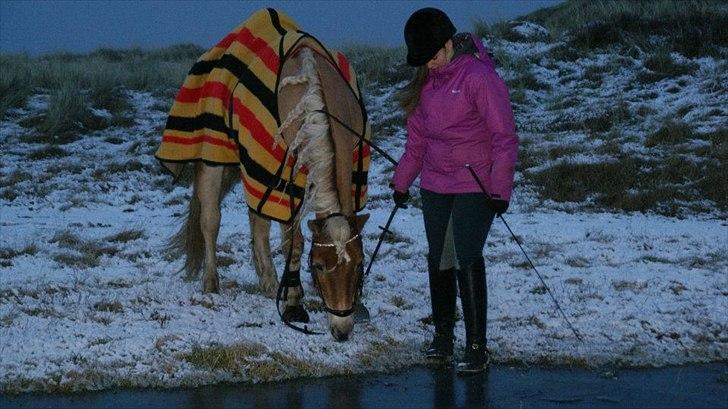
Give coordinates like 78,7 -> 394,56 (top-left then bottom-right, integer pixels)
1,38 -> 727,393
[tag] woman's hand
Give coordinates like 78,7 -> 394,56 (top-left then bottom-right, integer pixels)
390,183 -> 410,209
488,199 -> 509,215
393,190 -> 410,208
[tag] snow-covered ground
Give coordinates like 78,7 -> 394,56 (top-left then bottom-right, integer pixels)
1,24 -> 726,393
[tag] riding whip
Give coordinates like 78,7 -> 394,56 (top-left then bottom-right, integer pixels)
465,164 -> 583,341
363,204 -> 401,281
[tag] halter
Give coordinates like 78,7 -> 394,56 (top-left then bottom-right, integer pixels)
307,213 -> 364,317
310,233 -> 362,248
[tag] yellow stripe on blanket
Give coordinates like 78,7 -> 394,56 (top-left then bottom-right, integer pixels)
156,8 -> 371,222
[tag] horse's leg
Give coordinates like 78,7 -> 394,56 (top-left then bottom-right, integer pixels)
279,222 -> 309,322
196,163 -> 223,294
248,210 -> 278,298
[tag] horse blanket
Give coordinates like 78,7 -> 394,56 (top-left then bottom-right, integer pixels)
155,8 -> 371,222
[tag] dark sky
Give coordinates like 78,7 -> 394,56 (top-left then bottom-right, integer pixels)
0,1 -> 562,55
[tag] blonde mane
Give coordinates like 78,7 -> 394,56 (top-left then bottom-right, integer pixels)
275,47 -> 351,262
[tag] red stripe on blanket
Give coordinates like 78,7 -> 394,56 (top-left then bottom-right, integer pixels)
232,97 -> 285,162
243,177 -> 292,207
337,52 -> 351,83
237,27 -> 279,73
176,81 -> 230,104
162,134 -> 237,152
353,144 -> 370,162
215,31 -> 238,49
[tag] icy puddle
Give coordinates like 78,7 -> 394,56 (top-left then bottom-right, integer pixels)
3,363 -> 726,409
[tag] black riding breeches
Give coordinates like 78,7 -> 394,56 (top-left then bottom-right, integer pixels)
420,188 -> 496,269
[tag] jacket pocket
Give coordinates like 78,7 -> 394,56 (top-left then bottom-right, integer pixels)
450,145 -> 490,170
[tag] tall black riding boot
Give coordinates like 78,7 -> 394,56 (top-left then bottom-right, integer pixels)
425,259 -> 457,362
456,257 -> 490,375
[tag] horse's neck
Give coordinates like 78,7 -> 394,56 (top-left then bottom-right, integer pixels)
280,47 -> 343,218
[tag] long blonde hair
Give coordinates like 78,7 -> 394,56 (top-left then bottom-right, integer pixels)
397,66 -> 428,115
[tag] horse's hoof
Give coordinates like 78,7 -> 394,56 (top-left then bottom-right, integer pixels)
352,301 -> 370,324
203,279 -> 220,294
283,305 -> 310,323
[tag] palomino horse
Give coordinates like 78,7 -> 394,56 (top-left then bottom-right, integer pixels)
162,31 -> 370,341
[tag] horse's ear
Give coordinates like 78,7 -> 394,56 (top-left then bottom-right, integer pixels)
354,213 -> 369,232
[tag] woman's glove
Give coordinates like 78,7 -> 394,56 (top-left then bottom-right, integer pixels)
391,188 -> 409,209
488,199 -> 509,215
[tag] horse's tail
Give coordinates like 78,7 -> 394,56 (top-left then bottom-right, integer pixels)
166,163 -> 239,281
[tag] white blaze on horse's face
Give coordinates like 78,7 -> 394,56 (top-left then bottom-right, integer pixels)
308,213 -> 369,341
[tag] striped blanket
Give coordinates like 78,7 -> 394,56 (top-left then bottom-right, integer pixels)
155,8 -> 371,222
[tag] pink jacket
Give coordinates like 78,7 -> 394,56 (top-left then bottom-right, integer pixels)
392,35 -> 518,201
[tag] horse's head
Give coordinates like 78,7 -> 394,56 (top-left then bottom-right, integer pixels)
307,213 -> 369,341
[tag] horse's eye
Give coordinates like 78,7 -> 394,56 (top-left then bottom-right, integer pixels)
313,262 -> 324,271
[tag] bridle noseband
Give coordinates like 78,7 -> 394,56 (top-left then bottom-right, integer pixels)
308,212 -> 364,317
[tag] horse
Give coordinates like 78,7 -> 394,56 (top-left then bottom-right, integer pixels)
157,9 -> 371,341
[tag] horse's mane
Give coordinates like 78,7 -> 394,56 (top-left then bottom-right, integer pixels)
275,47 -> 351,262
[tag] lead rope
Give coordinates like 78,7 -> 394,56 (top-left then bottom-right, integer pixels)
465,164 -> 583,342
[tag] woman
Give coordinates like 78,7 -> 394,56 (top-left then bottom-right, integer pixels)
392,7 -> 518,375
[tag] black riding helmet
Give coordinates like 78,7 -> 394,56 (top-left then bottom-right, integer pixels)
404,7 -> 456,67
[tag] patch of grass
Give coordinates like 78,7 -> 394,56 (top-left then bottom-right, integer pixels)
506,71 -> 551,91
516,143 -> 548,172
645,120 -> 694,147
0,170 -> 33,187
88,337 -> 113,347
53,252 -> 100,268
0,60 -> 33,119
390,295 -> 411,310
182,342 -> 267,375
93,301 -> 124,313
583,64 -> 606,85
527,315 -> 547,329
528,0 -> 728,57
522,152 -> 723,215
371,112 -> 405,136
216,255 -> 235,268
49,231 -> 82,248
190,295 -> 218,310
638,51 -> 699,84
530,285 -> 548,295
612,280 -> 648,292
21,306 -> 62,319
105,229 -> 146,243
27,146 -> 70,160
564,277 -> 583,285
550,103 -> 630,133
357,336 -> 401,368
0,243 -> 38,266
36,84 -> 92,143
0,188 -> 18,202
566,256 -> 590,268
47,163 -> 84,176
49,231 -> 119,267
240,283 -> 263,296
669,281 -> 687,295
548,44 -> 581,62
341,45 -> 409,90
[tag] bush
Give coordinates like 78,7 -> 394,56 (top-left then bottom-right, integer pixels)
638,51 -> 699,84
526,0 -> 728,57
0,58 -> 33,119
341,45 -> 410,90
645,120 -> 693,147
